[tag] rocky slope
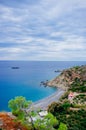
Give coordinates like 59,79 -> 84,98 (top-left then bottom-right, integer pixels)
47,65 -> 86,90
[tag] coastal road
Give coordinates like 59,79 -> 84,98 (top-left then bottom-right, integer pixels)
32,89 -> 65,110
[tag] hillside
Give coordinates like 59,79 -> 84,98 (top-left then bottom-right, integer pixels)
48,65 -> 86,130
47,65 -> 86,90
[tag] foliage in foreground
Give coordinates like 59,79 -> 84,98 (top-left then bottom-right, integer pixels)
8,96 -> 67,130
8,96 -> 32,119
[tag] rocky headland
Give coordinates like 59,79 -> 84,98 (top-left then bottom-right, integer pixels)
48,65 -> 86,130
47,65 -> 86,90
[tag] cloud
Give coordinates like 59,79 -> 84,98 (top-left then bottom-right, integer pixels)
0,0 -> 86,60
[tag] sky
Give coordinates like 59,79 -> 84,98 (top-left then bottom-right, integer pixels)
0,0 -> 86,61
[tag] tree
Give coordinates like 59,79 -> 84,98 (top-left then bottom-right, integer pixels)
8,96 -> 32,119
8,96 -> 68,130
8,96 -> 37,129
58,123 -> 67,130
34,113 -> 58,130
62,100 -> 71,111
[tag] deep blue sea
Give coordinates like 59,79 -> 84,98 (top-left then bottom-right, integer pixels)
0,61 -> 86,111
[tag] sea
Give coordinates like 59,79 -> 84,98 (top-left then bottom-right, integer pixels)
0,61 -> 86,111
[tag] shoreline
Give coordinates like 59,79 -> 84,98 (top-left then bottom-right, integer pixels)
32,88 -> 65,110
6,88 -> 65,113
6,88 -> 65,117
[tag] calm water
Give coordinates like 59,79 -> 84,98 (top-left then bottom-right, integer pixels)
0,61 -> 86,111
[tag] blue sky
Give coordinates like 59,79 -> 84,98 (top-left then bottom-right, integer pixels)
0,0 -> 86,61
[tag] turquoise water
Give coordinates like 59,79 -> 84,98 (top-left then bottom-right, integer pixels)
0,61 -> 86,111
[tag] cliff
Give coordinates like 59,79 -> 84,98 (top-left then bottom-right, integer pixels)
47,65 -> 86,90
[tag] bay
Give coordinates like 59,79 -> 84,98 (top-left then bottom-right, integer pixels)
0,61 -> 86,111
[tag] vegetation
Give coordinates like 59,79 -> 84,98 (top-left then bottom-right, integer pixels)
8,96 -> 32,118
48,102 -> 86,130
69,78 -> 86,92
32,113 -> 58,130
0,112 -> 28,130
73,94 -> 86,104
2,65 -> 86,130
48,65 -> 86,130
8,96 -> 67,130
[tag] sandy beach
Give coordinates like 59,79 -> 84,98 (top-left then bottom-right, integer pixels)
32,88 -> 65,110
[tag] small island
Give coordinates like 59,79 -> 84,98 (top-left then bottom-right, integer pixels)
0,65 -> 86,130
11,67 -> 20,69
54,70 -> 62,73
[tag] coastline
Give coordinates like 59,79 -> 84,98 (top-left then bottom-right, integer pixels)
7,88 -> 65,116
32,88 -> 65,110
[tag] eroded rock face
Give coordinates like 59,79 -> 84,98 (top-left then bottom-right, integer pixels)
47,65 -> 86,90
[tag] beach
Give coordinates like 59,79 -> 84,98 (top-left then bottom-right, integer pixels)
33,88 -> 65,110
0,61 -> 85,111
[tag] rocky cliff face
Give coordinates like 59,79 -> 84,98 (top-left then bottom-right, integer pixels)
47,65 -> 86,90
